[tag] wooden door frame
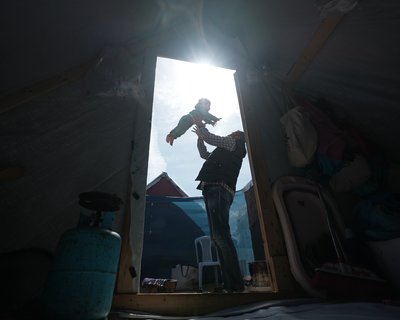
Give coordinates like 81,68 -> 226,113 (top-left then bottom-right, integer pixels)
112,54 -> 305,316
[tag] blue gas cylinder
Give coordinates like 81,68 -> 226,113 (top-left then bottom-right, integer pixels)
43,192 -> 122,320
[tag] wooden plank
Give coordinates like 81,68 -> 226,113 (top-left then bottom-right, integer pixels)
235,72 -> 297,294
112,290 -> 302,317
0,58 -> 99,114
115,179 -> 134,293
285,15 -> 343,85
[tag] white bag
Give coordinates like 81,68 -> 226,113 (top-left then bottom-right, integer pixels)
280,106 -> 318,167
170,264 -> 198,291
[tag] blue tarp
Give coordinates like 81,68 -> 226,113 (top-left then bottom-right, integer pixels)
141,190 -> 254,280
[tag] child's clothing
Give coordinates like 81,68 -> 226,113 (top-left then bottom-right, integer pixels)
168,109 -> 220,139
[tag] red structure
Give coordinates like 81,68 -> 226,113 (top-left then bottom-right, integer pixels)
146,172 -> 188,197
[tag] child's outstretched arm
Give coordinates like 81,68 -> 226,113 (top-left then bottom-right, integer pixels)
203,112 -> 221,126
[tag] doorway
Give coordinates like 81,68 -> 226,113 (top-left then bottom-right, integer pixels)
140,57 -> 270,293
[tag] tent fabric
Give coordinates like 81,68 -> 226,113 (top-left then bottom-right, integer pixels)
293,1 -> 400,160
0,47 -> 145,253
141,191 -> 254,281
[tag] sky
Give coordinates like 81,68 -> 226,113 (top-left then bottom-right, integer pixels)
147,57 -> 252,197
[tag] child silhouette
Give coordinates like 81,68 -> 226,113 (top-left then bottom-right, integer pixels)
166,98 -> 221,146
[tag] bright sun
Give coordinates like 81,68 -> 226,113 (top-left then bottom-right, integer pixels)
169,58 -> 239,118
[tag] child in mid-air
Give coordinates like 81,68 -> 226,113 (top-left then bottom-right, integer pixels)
166,98 -> 221,146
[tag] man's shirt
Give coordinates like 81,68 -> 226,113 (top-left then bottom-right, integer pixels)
196,127 -> 236,159
196,127 -> 237,195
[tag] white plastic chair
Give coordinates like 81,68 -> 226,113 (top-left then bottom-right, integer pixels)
194,235 -> 221,290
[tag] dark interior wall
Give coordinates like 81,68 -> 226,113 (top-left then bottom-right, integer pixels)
235,68 -> 300,182
0,0 -> 161,95
207,0 -> 322,77
295,2 -> 400,161
0,48 -> 147,253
